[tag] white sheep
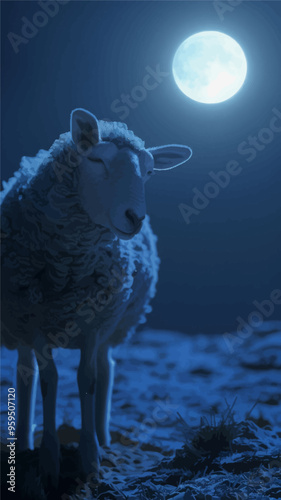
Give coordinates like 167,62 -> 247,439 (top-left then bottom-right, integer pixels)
1,109 -> 192,488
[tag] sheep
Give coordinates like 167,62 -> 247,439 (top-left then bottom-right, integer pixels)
1,108 -> 192,488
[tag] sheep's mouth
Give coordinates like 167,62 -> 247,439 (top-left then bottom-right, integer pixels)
111,222 -> 143,240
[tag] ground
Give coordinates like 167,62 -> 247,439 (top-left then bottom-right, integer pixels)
1,321 -> 281,499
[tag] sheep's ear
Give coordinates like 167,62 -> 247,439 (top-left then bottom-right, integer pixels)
71,108 -> 100,151
148,145 -> 192,171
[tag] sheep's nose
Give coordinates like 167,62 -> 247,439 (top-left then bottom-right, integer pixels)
125,209 -> 145,229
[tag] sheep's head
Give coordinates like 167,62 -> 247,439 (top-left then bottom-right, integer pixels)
71,108 -> 192,240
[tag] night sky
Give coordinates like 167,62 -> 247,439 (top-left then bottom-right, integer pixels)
2,0 -> 281,333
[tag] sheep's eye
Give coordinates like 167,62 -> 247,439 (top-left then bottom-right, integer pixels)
88,158 -> 107,175
88,157 -> 105,165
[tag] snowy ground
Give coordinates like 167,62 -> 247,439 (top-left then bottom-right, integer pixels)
1,321 -> 281,498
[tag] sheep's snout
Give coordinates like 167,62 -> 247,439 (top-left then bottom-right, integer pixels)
109,206 -> 145,240
125,209 -> 145,232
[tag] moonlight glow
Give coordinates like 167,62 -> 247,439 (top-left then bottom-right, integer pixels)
172,31 -> 247,104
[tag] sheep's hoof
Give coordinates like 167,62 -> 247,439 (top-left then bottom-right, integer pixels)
78,433 -> 100,483
39,435 -> 60,492
96,427 -> 111,448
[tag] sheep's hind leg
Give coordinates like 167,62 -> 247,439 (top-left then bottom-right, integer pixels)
78,334 -> 100,481
34,339 -> 60,491
95,344 -> 115,447
16,345 -> 38,450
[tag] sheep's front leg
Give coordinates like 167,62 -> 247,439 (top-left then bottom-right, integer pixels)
78,336 -> 99,480
95,345 -> 115,447
35,344 -> 60,490
16,345 -> 38,451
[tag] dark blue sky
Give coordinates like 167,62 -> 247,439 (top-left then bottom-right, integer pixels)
1,1 -> 281,333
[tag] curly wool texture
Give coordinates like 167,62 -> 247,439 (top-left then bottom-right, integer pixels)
1,122 -> 159,350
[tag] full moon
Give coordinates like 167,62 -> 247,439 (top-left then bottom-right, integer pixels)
172,31 -> 247,104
